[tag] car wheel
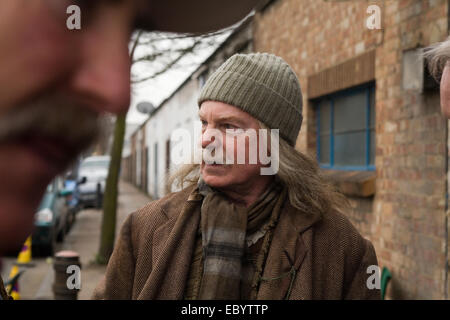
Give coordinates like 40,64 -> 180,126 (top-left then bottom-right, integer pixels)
56,226 -> 65,243
32,244 -> 41,257
96,195 -> 103,209
42,232 -> 57,257
66,211 -> 74,233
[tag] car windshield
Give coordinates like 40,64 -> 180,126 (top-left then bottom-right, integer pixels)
80,160 -> 110,169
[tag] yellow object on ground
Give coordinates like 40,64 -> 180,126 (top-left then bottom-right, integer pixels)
5,236 -> 32,299
17,236 -> 32,265
6,265 -> 20,300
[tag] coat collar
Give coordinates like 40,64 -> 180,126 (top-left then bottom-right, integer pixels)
146,185 -> 322,300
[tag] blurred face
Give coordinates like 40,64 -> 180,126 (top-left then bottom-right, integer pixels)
0,0 -> 138,253
440,64 -> 450,119
199,101 -> 271,193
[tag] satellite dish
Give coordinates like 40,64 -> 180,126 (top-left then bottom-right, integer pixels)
136,101 -> 156,115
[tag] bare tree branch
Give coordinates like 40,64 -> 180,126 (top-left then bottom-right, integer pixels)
132,38 -> 204,84
130,22 -> 237,84
136,27 -> 231,45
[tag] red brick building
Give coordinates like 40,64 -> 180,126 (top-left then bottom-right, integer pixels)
253,0 -> 448,299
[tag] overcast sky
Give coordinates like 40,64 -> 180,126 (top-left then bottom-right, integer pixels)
126,31 -> 231,126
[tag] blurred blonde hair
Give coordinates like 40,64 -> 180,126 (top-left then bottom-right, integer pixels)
167,122 -> 347,215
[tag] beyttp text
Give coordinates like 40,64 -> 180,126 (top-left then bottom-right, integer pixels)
181,304 -> 269,317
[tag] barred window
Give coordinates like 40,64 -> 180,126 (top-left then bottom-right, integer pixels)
315,84 -> 375,171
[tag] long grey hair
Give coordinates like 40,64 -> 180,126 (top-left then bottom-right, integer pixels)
167,121 -> 347,216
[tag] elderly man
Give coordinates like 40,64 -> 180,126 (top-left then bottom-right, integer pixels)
0,0 -> 258,300
93,53 -> 380,300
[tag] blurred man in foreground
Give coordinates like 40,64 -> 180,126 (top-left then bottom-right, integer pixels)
93,53 -> 380,300
0,0 -> 259,300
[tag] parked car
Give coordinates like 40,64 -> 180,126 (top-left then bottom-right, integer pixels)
77,155 -> 110,209
63,159 -> 82,230
63,179 -> 79,230
32,177 -> 72,256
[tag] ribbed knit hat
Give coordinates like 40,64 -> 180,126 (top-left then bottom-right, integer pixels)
198,53 -> 303,146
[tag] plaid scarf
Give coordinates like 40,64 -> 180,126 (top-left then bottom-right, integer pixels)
196,178 -> 282,299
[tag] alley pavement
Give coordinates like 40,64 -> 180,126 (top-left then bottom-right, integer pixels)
1,181 -> 152,300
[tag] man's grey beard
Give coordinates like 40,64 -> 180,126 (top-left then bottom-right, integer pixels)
0,92 -> 101,162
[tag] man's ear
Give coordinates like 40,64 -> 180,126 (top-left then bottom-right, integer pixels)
440,64 -> 450,119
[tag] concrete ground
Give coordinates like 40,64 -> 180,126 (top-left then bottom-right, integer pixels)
1,181 -> 151,300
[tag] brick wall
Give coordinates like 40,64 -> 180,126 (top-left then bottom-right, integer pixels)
254,0 -> 448,299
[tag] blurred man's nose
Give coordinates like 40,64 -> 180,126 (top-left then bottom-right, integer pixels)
68,6 -> 134,114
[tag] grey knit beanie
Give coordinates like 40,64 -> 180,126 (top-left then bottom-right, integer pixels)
198,53 -> 303,146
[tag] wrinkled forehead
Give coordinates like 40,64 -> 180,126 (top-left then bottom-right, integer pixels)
199,101 -> 242,116
198,101 -> 259,124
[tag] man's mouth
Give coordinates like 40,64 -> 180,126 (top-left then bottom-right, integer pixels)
202,161 -> 229,168
15,133 -> 82,174
203,159 -> 225,165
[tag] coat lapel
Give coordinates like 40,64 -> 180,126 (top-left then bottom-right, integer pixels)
257,201 -> 321,300
138,188 -> 202,300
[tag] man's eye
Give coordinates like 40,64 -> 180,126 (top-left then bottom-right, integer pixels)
224,123 -> 237,129
225,127 -> 245,136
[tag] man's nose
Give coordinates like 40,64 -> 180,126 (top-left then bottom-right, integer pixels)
201,128 -> 222,149
68,16 -> 132,114
201,130 -> 214,149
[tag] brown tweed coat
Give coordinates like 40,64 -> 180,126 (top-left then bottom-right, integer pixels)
92,186 -> 380,300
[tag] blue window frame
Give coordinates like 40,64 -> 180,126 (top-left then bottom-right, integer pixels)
316,83 -> 375,171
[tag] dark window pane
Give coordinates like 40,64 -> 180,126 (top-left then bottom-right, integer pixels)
370,87 -> 375,128
334,131 -> 366,166
319,135 -> 330,165
370,130 -> 375,166
315,85 -> 376,169
318,99 -> 331,134
334,90 -> 366,134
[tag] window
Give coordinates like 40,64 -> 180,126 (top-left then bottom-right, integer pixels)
198,70 -> 208,88
166,139 -> 171,173
154,143 -> 158,198
316,84 -> 375,171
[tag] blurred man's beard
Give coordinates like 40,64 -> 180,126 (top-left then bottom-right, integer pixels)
0,92 -> 101,171
0,93 -> 101,255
